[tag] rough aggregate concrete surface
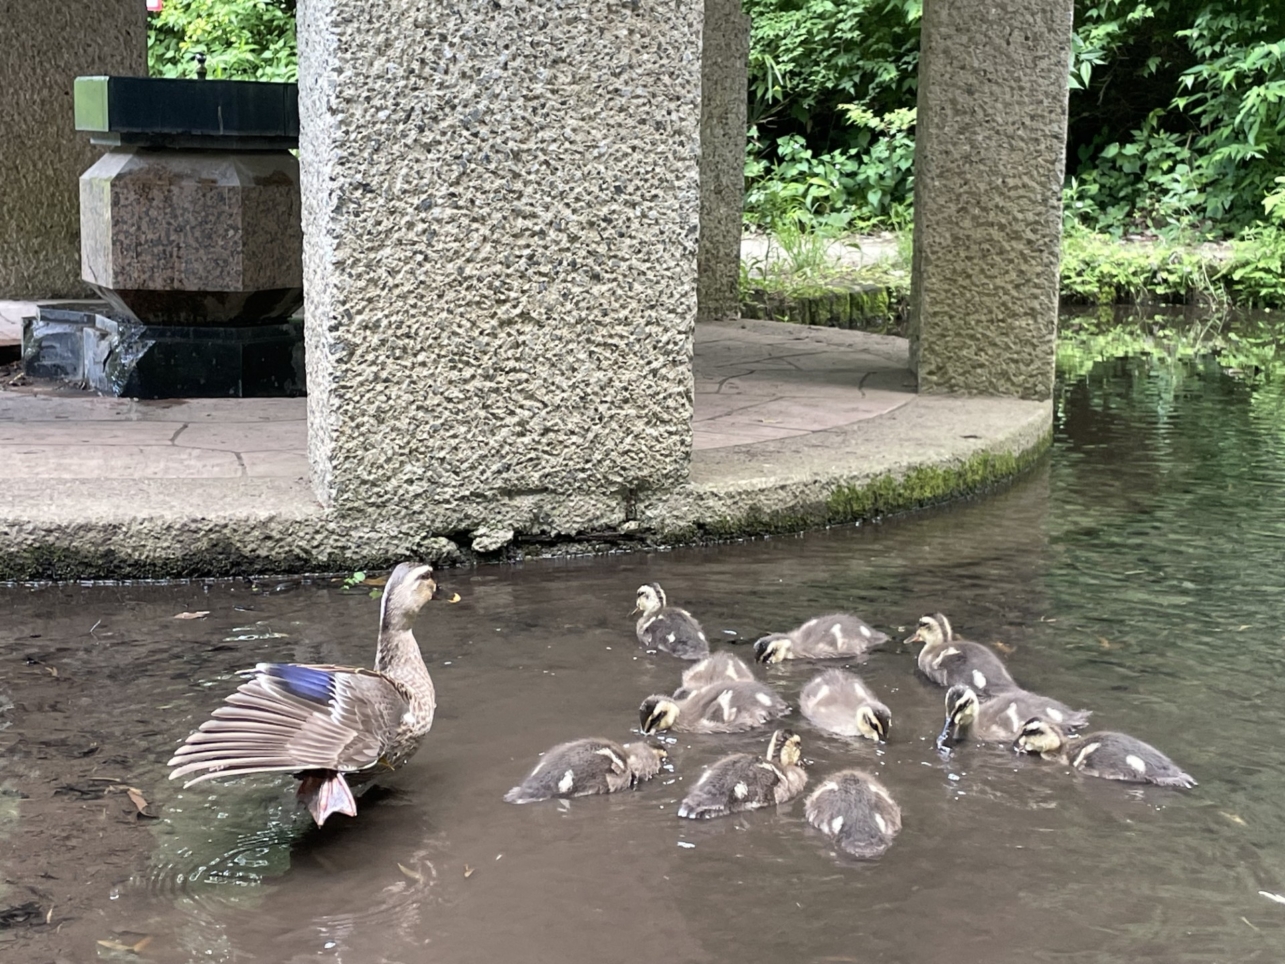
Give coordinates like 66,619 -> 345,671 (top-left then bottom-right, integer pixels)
909,0 -> 1073,400
696,0 -> 750,322
0,0 -> 145,298
299,0 -> 702,529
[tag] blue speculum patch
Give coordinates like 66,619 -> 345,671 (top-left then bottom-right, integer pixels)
265,664 -> 334,703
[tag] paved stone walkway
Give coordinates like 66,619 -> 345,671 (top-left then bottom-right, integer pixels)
0,315 -> 1049,578
0,319 -> 915,479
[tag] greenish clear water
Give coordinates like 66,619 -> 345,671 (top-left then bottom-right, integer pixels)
3,342 -> 1285,962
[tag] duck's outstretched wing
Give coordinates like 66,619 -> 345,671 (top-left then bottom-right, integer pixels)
167,663 -> 409,786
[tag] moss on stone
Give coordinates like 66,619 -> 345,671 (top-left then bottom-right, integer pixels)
655,431 -> 1051,545
826,440 -> 1048,521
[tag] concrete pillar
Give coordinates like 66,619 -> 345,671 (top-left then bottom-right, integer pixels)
696,0 -> 749,323
0,1 -> 145,299
908,0 -> 1073,400
298,0 -> 702,537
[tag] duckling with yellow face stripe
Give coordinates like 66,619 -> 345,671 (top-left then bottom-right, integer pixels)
677,729 -> 808,819
936,684 -> 1091,749
639,680 -> 790,735
805,769 -> 901,858
800,669 -> 891,742
504,738 -> 668,804
633,583 -> 710,660
907,613 -> 1015,696
1013,719 -> 1196,789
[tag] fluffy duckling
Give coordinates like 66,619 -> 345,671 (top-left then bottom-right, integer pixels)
936,684 -> 1091,749
754,613 -> 889,665
504,738 -> 667,804
805,769 -> 902,859
1013,718 -> 1196,789
673,651 -> 756,698
907,613 -> 1015,695
799,668 -> 891,741
639,680 -> 790,735
677,729 -> 808,819
633,583 -> 710,660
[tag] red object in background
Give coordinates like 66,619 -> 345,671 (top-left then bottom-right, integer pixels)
147,0 -> 163,12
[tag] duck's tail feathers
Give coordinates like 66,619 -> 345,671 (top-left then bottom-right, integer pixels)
298,771 -> 358,825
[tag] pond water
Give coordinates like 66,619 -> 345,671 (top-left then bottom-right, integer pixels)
4,341 -> 1285,962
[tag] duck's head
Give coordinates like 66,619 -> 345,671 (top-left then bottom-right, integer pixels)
639,695 -> 680,734
753,634 -> 792,664
380,562 -> 460,631
1013,717 -> 1067,759
767,728 -> 804,768
906,612 -> 951,647
856,703 -> 892,743
936,685 -> 980,749
632,583 -> 666,618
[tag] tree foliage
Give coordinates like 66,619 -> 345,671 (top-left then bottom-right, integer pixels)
148,0 -> 297,82
747,0 -> 1285,237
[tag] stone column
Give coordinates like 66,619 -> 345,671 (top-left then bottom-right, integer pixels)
696,0 -> 749,322
908,0 -> 1073,400
298,0 -> 702,538
0,1 -> 145,298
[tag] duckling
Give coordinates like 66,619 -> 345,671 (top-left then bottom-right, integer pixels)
799,668 -> 891,741
907,613 -> 1015,695
804,769 -> 901,859
639,680 -> 790,735
633,583 -> 710,660
753,613 -> 889,665
503,738 -> 668,804
677,729 -> 808,819
936,684 -> 1091,749
1013,718 -> 1196,789
673,651 -> 756,698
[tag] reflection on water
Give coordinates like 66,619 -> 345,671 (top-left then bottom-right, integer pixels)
4,343 -> 1285,961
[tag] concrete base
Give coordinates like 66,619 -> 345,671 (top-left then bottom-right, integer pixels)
0,320 -> 1049,578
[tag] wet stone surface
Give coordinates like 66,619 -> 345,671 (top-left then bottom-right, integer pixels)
2,350 -> 1285,962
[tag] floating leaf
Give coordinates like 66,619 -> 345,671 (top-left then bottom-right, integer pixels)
464,865 -> 474,878
174,611 -> 210,620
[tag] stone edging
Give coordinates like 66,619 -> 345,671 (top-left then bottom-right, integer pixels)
0,395 -> 1050,580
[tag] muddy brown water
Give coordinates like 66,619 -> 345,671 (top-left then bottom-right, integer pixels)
3,350 -> 1285,962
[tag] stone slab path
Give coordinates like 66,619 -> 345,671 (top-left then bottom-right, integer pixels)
0,319 -> 915,479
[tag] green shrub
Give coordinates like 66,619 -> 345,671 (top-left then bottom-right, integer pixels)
148,0 -> 297,82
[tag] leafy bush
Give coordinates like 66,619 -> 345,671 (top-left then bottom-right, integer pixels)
148,0 -> 297,82
744,0 -> 921,230
1059,221 -> 1285,309
1067,2 -> 1285,237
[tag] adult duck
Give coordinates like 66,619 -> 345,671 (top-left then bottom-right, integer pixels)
168,562 -> 458,826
